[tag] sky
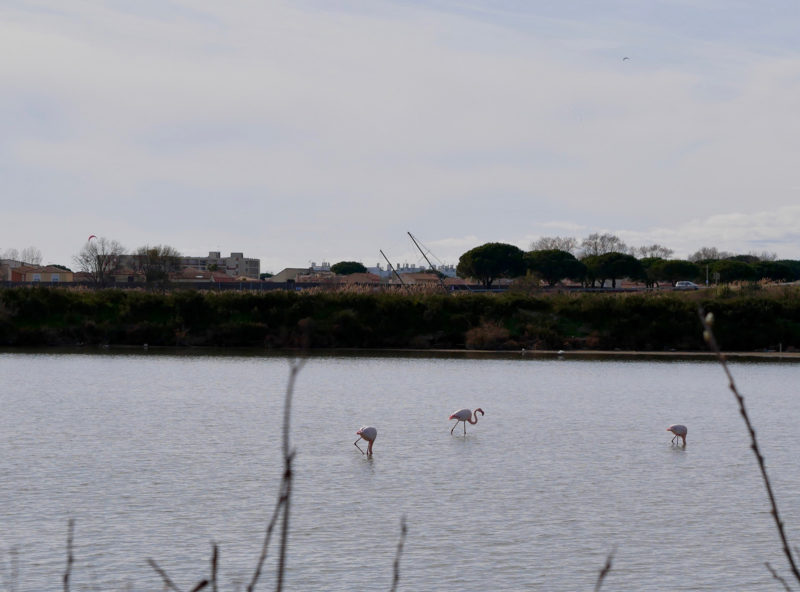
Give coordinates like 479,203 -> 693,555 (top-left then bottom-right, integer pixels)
3,0 -> 800,273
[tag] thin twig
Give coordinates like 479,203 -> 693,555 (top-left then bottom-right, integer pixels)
147,558 -> 183,592
210,543 -> 218,592
63,518 -> 75,592
765,562 -> 793,592
389,516 -> 408,592
699,308 -> 800,584
593,547 -> 615,592
277,358 -> 305,592
247,482 -> 288,592
247,358 -> 306,592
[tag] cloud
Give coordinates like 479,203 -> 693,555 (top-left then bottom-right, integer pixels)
2,1 -> 800,269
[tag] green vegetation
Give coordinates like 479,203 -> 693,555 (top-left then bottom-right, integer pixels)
2,286 -> 799,352
330,261 -> 367,275
456,242 -> 526,287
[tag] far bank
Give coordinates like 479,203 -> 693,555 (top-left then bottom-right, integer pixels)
1,285 -> 799,353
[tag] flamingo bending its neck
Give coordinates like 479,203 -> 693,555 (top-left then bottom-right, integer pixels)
449,408 -> 484,435
667,424 -> 687,446
354,426 -> 377,455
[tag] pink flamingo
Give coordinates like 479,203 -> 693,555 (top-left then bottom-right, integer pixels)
354,426 -> 377,455
449,408 -> 484,435
667,424 -> 687,445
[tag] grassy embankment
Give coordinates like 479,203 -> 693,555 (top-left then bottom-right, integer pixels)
1,285 -> 799,352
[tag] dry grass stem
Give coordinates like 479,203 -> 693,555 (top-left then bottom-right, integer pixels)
765,561 -> 793,592
593,548 -> 615,592
63,518 -> 74,592
146,558 -> 182,591
247,358 -> 305,592
389,516 -> 408,592
210,543 -> 218,592
699,307 -> 800,584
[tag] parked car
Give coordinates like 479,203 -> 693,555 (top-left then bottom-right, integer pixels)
674,281 -> 700,290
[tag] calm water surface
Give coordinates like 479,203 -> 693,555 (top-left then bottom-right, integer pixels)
1,350 -> 800,591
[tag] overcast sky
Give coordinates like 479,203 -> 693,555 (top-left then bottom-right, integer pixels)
3,1 -> 800,273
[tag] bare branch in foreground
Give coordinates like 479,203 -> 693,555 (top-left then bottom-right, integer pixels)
210,543 -> 218,592
247,358 -> 306,592
593,547 -> 615,592
699,308 -> 800,584
63,518 -> 75,592
146,558 -> 183,592
389,516 -> 408,592
277,358 -> 305,592
765,562 -> 793,592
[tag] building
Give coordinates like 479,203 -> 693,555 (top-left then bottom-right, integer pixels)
9,264 -> 74,283
180,251 -> 260,279
368,262 -> 457,279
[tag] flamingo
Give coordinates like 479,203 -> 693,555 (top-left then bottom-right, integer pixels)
667,424 -> 687,445
354,426 -> 377,455
449,408 -> 484,435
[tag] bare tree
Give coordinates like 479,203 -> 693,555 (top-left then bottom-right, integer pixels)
580,233 -> 628,257
529,236 -> 578,254
748,250 -> 777,262
133,245 -> 182,287
635,244 -> 674,259
2,248 -> 20,261
73,237 -> 125,286
688,246 -> 733,262
20,246 -> 43,265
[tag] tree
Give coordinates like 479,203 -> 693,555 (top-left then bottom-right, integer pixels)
775,260 -> 800,282
710,259 -> 757,283
73,237 -> 125,286
456,242 -> 526,287
133,245 -> 182,287
580,233 -> 628,257
525,249 -> 586,286
20,247 -> 43,265
529,236 -> 578,254
688,246 -> 733,262
2,246 -> 42,264
331,261 -> 367,275
729,254 -> 760,264
583,252 -> 643,288
635,244 -> 674,259
752,261 -> 793,282
649,259 -> 701,285
260,272 -> 274,280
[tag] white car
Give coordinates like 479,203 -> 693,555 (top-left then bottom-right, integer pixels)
674,280 -> 700,290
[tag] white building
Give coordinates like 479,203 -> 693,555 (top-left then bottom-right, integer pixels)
182,251 -> 260,279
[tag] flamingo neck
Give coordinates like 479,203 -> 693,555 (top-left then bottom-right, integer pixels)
467,411 -> 479,425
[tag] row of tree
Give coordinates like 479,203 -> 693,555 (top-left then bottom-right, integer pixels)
455,236 -> 800,288
72,237 -> 181,286
1,246 -> 43,265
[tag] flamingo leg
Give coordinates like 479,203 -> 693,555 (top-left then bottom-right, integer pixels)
450,421 -> 458,435
354,438 -> 364,454
463,421 -> 466,435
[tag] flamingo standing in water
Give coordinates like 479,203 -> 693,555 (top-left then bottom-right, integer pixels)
667,424 -> 687,445
449,408 -> 484,435
354,426 -> 377,455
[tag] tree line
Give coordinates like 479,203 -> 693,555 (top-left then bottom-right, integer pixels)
455,234 -> 800,288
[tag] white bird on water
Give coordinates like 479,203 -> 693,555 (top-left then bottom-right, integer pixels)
449,408 -> 484,435
667,424 -> 687,445
354,426 -> 377,455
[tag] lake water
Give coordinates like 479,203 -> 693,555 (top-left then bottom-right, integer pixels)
2,350 -> 800,591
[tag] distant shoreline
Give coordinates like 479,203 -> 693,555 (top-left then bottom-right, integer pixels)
2,344 -> 799,361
